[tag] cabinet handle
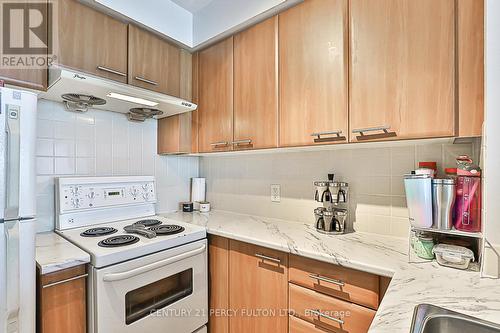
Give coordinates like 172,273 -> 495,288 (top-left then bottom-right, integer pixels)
255,253 -> 281,264
42,273 -> 88,289
351,125 -> 396,141
231,139 -> 252,146
309,273 -> 345,287
210,141 -> 229,147
134,76 -> 158,86
309,309 -> 345,325
96,66 -> 126,77
310,130 -> 346,143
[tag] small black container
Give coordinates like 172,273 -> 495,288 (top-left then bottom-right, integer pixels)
182,202 -> 194,212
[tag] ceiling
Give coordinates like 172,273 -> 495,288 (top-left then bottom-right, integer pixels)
170,0 -> 214,13
91,0 -> 301,49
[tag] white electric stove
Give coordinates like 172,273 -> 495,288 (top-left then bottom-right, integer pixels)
55,176 -> 208,333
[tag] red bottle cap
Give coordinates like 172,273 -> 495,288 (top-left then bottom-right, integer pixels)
419,161 -> 437,171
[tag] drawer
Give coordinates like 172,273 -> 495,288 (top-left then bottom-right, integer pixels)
289,255 -> 380,309
289,283 -> 376,333
290,315 -> 334,333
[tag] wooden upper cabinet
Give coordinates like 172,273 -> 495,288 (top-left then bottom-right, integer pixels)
233,17 -> 278,150
128,25 -> 181,96
198,37 -> 234,153
0,0 -> 47,90
279,0 -> 348,147
349,0 -> 455,142
458,0 -> 484,137
55,0 -> 127,83
229,240 -> 288,333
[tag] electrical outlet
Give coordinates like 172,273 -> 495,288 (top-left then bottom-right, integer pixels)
271,184 -> 281,202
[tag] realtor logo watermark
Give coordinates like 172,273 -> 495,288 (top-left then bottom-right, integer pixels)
0,0 -> 58,69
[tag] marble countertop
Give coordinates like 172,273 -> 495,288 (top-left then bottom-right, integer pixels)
36,232 -> 90,275
162,210 -> 500,333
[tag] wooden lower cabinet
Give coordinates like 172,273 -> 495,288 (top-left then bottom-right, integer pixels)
208,236 -> 387,333
289,254 -> 380,310
289,283 -> 376,333
229,240 -> 288,333
290,314 -> 333,333
208,235 -> 230,333
37,265 -> 87,333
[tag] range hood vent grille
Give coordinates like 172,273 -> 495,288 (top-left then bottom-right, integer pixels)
61,93 -> 107,113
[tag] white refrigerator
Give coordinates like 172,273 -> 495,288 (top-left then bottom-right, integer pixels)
0,87 -> 37,333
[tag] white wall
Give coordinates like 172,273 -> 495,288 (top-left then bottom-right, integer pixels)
485,0 -> 500,246
200,141 -> 476,238
35,100 -> 199,232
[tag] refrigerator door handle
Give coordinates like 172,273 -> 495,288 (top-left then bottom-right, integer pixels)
4,105 -> 20,221
4,222 -> 20,333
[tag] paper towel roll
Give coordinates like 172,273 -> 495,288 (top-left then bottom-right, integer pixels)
191,178 -> 206,210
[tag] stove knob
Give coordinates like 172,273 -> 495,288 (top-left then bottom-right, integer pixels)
87,191 -> 96,199
130,188 -> 139,198
142,184 -> 149,191
71,198 -> 81,208
143,192 -> 150,201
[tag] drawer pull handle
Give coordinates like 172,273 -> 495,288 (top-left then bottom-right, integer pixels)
96,66 -> 126,77
309,309 -> 345,325
309,273 -> 345,287
310,130 -> 346,143
210,141 -> 229,147
134,76 -> 158,86
351,125 -> 396,141
42,273 -> 88,289
255,253 -> 281,264
231,139 -> 252,145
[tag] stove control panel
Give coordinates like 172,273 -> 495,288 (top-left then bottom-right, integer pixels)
57,176 -> 156,213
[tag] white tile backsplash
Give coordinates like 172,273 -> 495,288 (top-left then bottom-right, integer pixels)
200,141 -> 477,237
35,100 -> 199,232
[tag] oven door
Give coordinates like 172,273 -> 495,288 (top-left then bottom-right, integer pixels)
92,239 -> 207,333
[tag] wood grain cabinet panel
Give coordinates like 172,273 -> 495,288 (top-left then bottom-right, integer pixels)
349,0 -> 455,142
229,240 -> 288,333
289,283 -> 376,333
55,0 -> 128,83
290,315 -> 335,333
37,265 -> 87,333
289,255 -> 380,310
208,235 -> 230,333
279,0 -> 349,147
128,25 -> 181,96
198,37 -> 234,152
233,16 -> 278,150
458,0 -> 484,137
0,0 -> 47,90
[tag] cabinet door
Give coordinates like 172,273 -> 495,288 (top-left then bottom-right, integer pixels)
56,0 -> 128,83
0,0 -> 47,90
198,37 -> 234,152
229,240 -> 288,333
279,0 -> 348,147
350,0 -> 455,141
458,0 -> 484,137
209,235 -> 230,333
37,265 -> 87,333
233,17 -> 278,150
128,25 -> 181,96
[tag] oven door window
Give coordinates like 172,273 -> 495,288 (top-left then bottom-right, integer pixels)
125,268 -> 193,324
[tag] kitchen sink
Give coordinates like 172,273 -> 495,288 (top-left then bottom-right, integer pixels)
410,304 -> 500,333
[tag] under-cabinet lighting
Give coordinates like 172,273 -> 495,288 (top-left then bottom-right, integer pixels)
106,92 -> 159,107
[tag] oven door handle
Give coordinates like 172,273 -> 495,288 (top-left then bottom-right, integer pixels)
102,244 -> 206,282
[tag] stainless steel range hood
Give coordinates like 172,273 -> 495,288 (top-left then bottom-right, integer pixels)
40,66 -> 197,119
